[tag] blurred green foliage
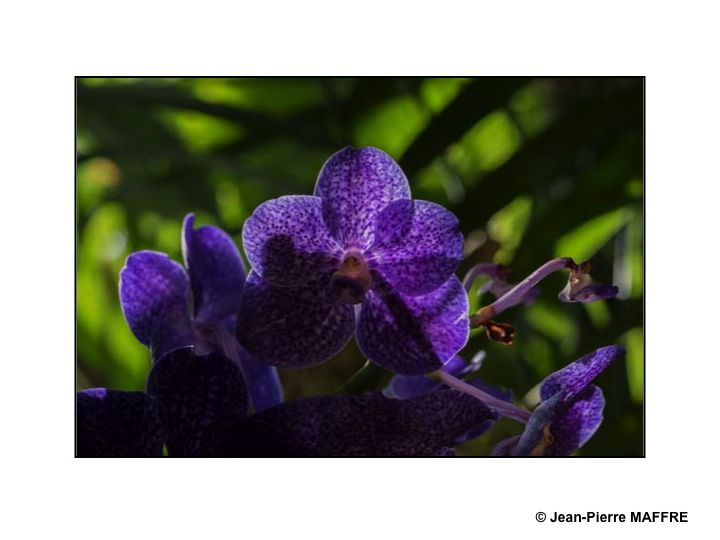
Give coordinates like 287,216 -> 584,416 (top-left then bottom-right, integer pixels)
76,77 -> 643,456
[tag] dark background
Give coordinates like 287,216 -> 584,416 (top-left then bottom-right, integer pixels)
76,77 -> 643,456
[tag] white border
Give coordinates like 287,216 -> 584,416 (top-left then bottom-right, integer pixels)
2,1 -> 717,537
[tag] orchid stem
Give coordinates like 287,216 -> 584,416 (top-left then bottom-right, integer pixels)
469,257 -> 575,327
438,371 -> 532,424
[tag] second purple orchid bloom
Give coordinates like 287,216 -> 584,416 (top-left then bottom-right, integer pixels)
118,214 -> 283,413
237,146 -> 468,375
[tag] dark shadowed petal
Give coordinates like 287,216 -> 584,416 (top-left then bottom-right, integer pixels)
236,271 -> 355,369
546,385 -> 605,456
182,214 -> 245,327
236,345 -> 284,412
314,147 -> 411,250
540,345 -> 625,402
369,199 -> 464,296
220,390 -> 494,457
357,275 -> 469,375
76,388 -> 164,457
242,195 -> 341,287
119,251 -> 194,361
215,417 -> 316,456
146,347 -> 248,457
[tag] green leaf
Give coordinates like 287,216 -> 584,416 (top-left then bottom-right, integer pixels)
555,207 -> 630,262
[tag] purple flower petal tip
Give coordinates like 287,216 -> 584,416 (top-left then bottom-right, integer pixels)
314,146 -> 411,249
119,250 -> 193,361
541,345 -> 626,402
182,213 -> 246,327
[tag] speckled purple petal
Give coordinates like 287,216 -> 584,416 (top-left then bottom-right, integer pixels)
182,213 -> 245,327
236,345 -> 284,412
369,199 -> 463,296
146,347 -> 248,457
242,195 -> 341,287
76,388 -> 164,457
357,275 -> 469,375
119,251 -> 193,361
220,390 -> 494,457
546,385 -> 605,456
314,147 -> 411,250
236,271 -> 355,369
540,345 -> 625,402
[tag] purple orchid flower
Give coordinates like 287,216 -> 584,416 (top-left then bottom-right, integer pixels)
118,213 -> 282,412
77,348 -> 494,457
558,260 -> 619,303
237,146 -> 467,375
487,345 -> 626,456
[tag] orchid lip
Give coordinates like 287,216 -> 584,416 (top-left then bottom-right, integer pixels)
331,251 -> 372,304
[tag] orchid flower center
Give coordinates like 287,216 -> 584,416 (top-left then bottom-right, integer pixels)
331,251 -> 372,304
193,322 -> 244,373
566,261 -> 592,295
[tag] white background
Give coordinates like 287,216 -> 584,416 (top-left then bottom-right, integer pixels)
1,1 -> 718,538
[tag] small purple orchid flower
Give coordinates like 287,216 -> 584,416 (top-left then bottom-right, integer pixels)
77,349 -> 494,457
119,213 -> 282,412
558,260 -> 619,303
469,258 -> 619,342
237,146 -> 467,375
478,345 -> 625,457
